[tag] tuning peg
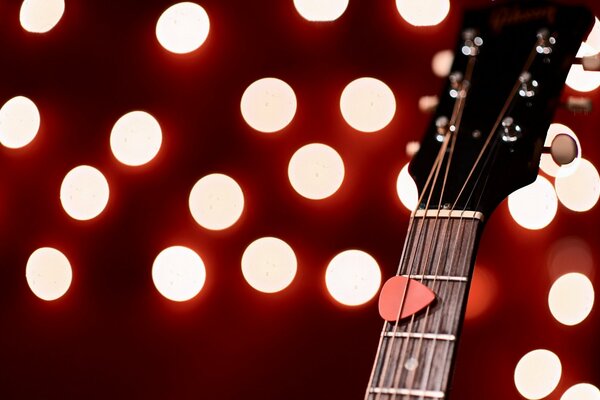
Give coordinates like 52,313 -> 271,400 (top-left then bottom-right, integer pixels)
543,134 -> 579,166
563,96 -> 592,113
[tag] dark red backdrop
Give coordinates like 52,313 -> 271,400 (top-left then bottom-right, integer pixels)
0,0 -> 598,399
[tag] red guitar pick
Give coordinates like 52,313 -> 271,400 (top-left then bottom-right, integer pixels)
378,276 -> 436,321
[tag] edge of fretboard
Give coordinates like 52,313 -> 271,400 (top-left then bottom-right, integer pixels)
412,209 -> 484,221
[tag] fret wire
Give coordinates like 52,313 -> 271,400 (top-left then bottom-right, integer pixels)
381,332 -> 456,341
370,387 -> 446,398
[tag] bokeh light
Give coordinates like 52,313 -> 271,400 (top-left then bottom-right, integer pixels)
189,173 -> 244,230
566,42 -> 600,92
340,77 -> 396,133
431,49 -> 454,78
293,0 -> 349,22
555,158 -> 600,212
586,17 -> 600,51
548,237 -> 594,279
60,165 -> 110,221
514,349 -> 562,400
241,237 -> 297,293
561,384 -> 600,400
110,111 -> 162,166
465,266 -> 497,320
26,247 -> 72,301
152,246 -> 206,302
0,96 -> 40,149
508,176 -> 557,230
19,0 -> 65,33
539,123 -> 580,178
240,77 -> 297,133
395,0 -> 450,27
396,163 -> 419,211
325,250 -> 381,306
549,272 -> 594,326
156,2 -> 210,54
288,143 -> 345,200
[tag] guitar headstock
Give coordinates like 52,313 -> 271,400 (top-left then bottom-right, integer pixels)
409,0 -> 595,217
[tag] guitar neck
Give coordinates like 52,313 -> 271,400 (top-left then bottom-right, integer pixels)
366,210 -> 484,399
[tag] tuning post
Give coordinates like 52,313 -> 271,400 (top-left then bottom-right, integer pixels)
500,117 -> 522,142
435,116 -> 449,142
536,29 -> 556,55
518,72 -> 538,98
472,130 -> 482,139
543,134 -> 579,165
461,28 -> 483,56
449,71 -> 470,98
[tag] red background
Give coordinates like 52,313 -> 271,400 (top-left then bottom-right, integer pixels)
0,0 -> 598,399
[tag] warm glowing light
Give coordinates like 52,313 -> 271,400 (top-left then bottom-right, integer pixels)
340,77 -> 396,133
152,246 -> 206,302
514,349 -> 562,400
555,158 -> 600,212
288,143 -> 344,200
396,163 -> 419,211
19,0 -> 65,33
566,42 -> 600,93
60,165 -> 110,221
156,2 -> 210,54
293,0 -> 348,21
539,123 -> 580,178
241,237 -> 297,293
549,272 -> 594,326
26,247 -> 72,301
240,77 -> 297,133
561,384 -> 600,400
110,111 -> 162,166
508,176 -> 557,230
586,17 -> 600,52
465,267 -> 497,320
0,96 -> 40,149
325,250 -> 381,306
395,0 -> 450,27
548,237 -> 594,279
431,49 -> 454,78
189,173 -> 244,230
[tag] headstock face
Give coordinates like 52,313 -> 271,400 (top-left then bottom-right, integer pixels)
409,0 -> 594,217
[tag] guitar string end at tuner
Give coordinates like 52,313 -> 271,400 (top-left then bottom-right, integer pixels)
461,28 -> 483,56
543,133 -> 579,166
435,116 -> 449,142
518,72 -> 538,98
500,116 -> 522,142
536,28 -> 556,55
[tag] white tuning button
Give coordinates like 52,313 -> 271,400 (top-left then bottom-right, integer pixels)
548,133 -> 578,166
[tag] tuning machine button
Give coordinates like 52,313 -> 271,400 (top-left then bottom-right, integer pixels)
462,28 -> 483,56
500,117 -> 522,142
543,134 -> 579,166
536,29 -> 556,55
518,72 -> 538,98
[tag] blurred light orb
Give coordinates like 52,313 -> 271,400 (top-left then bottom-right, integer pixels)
539,123 -> 580,178
340,77 -> 396,133
325,250 -> 381,306
241,78 -> 297,133
586,17 -> 600,52
152,246 -> 206,302
396,163 -> 419,211
0,96 -> 40,149
561,384 -> 600,400
431,49 -> 454,77
20,0 -> 65,33
110,111 -> 162,166
508,176 -> 557,230
26,247 -> 72,301
288,143 -> 344,200
555,158 -> 600,212
549,272 -> 594,326
241,237 -> 297,293
60,166 -> 110,221
396,0 -> 450,27
189,173 -> 244,230
293,0 -> 349,21
566,66 -> 600,93
514,349 -> 562,400
156,2 -> 210,54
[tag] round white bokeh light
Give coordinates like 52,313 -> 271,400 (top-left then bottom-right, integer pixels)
325,250 -> 381,306
431,49 -> 454,78
241,237 -> 297,293
189,173 -> 244,230
152,246 -> 206,302
549,272 -> 594,326
288,143 -> 345,200
396,163 -> 419,211
156,2 -> 210,54
555,158 -> 600,212
20,0 -> 65,33
396,0 -> 450,27
241,78 -> 297,133
110,111 -> 162,166
561,384 -> 600,400
340,77 -> 396,133
60,165 -> 110,221
508,176 -> 557,230
0,96 -> 40,149
293,0 -> 349,22
26,247 -> 72,301
539,123 -> 580,178
514,349 -> 562,400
